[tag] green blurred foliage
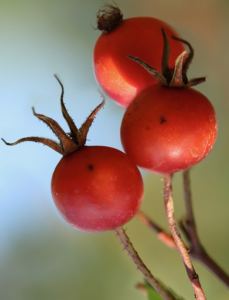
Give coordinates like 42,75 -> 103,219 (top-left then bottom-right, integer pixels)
145,280 -> 185,300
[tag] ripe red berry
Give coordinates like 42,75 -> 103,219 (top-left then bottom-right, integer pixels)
121,84 -> 217,174
93,4 -> 185,107
2,76 -> 144,231
51,145 -> 143,232
120,32 -> 217,174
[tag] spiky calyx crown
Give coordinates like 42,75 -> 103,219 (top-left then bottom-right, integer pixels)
128,29 -> 206,88
96,4 -> 123,33
2,75 -> 105,155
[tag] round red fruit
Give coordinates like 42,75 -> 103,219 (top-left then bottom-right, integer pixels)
51,146 -> 144,232
2,76 -> 144,232
120,84 -> 217,174
94,6 -> 185,107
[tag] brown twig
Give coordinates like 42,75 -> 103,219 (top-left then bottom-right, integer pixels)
114,226 -> 178,300
163,174 -> 207,300
182,169 -> 229,288
182,169 -> 202,251
137,196 -> 229,290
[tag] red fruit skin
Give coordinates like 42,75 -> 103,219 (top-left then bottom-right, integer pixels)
93,17 -> 185,107
51,146 -> 144,232
120,84 -> 218,174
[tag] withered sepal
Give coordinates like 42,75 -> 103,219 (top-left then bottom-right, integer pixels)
2,75 -> 105,155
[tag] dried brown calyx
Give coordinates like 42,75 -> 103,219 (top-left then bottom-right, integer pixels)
2,75 -> 105,155
96,3 -> 123,33
127,29 -> 206,88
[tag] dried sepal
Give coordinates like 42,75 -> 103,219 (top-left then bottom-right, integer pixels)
32,107 -> 79,154
170,51 -> 187,87
96,3 -> 123,33
54,74 -> 79,145
127,30 -> 205,89
172,36 -> 194,74
78,93 -> 105,146
127,55 -> 168,86
2,76 -> 105,155
2,137 -> 64,155
186,76 -> 206,88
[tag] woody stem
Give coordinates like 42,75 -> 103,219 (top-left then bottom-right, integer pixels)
163,174 -> 207,300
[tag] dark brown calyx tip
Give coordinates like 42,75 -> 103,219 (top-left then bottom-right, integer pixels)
2,76 -> 106,156
96,4 -> 123,33
127,29 -> 205,88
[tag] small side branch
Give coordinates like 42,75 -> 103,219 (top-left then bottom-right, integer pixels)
115,227 -> 178,300
182,169 -> 229,288
163,174 -> 207,300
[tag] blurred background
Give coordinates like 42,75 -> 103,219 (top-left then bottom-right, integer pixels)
0,0 -> 229,299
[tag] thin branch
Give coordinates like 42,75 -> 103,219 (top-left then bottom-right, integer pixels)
137,171 -> 229,288
182,169 -> 201,250
182,169 -> 229,288
115,227 -> 178,300
163,174 -> 207,300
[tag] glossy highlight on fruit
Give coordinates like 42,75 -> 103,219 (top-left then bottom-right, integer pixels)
121,84 -> 217,174
51,146 -> 144,232
93,5 -> 185,107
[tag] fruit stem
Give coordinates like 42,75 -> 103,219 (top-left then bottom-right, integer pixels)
163,174 -> 207,300
137,178 -> 229,288
182,169 -> 229,288
114,226 -> 178,300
